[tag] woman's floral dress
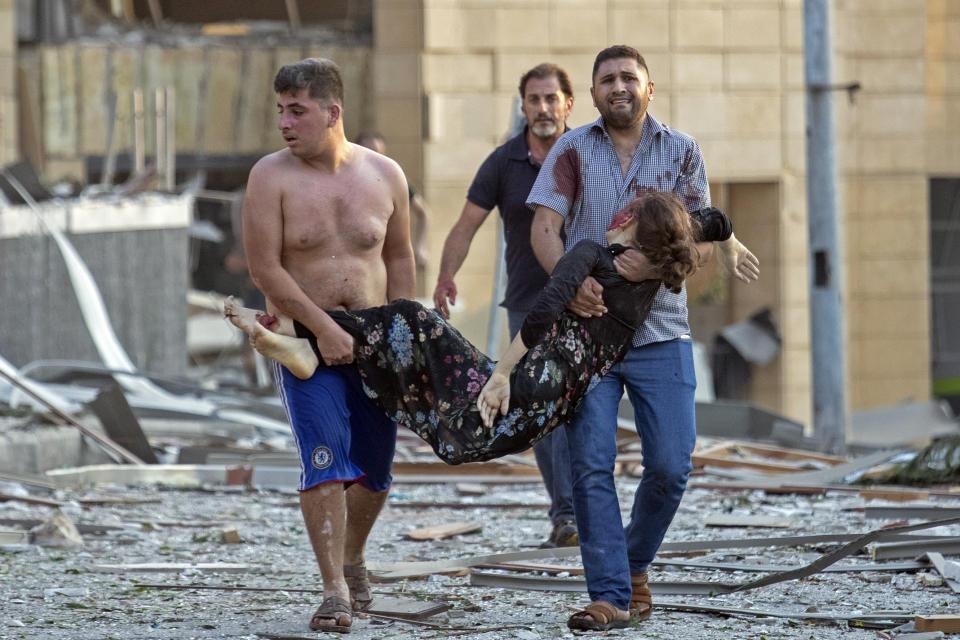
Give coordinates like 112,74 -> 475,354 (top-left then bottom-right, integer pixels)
327,240 -> 660,465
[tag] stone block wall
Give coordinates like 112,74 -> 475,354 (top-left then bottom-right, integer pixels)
837,0 -> 933,410
398,0 -> 953,425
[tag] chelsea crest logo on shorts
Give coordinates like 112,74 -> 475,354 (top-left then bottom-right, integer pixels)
311,446 -> 333,470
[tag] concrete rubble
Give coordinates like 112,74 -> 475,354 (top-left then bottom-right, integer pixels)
1,413 -> 959,639
0,225 -> 957,636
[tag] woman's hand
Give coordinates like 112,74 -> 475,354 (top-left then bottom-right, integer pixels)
477,372 -> 511,428
613,248 -> 657,282
718,233 -> 760,283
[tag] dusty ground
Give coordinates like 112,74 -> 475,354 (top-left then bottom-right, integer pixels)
1,475 -> 958,640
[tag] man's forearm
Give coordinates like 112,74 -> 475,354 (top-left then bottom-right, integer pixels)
385,255 -> 416,301
530,208 -> 567,274
250,266 -> 331,337
437,225 -> 474,281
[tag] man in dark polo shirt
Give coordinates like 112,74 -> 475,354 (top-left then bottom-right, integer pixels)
432,62 -> 578,548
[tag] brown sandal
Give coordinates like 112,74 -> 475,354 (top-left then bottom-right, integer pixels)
343,563 -> 373,612
567,600 -> 630,631
309,595 -> 352,633
630,572 -> 653,622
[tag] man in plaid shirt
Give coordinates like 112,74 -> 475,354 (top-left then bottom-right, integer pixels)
527,45 -> 759,630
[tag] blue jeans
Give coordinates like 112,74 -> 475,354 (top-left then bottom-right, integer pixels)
565,337 -> 696,610
507,308 -> 575,526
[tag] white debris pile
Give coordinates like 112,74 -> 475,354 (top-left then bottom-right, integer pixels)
0,472 -> 958,639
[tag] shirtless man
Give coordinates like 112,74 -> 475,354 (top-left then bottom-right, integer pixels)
242,58 -> 415,634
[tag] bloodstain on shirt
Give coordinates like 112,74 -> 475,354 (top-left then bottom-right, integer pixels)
552,147 -> 583,204
633,183 -> 656,198
678,149 -> 702,208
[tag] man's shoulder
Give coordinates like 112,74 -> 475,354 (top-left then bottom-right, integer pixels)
490,130 -> 528,160
654,118 -> 701,148
249,149 -> 292,181
563,120 -> 602,144
352,143 -> 406,181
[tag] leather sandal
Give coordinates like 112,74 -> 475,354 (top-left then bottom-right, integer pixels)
343,563 -> 373,612
309,595 -> 352,633
630,572 -> 653,622
567,600 -> 630,631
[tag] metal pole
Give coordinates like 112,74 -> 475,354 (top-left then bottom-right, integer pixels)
165,87 -> 176,191
804,0 -> 847,454
133,88 -> 145,175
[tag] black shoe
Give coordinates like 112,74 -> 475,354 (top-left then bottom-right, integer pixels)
539,519 -> 578,548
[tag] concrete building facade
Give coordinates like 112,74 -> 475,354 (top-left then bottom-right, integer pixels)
371,0 -> 960,430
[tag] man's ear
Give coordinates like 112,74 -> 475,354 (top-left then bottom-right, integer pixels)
327,103 -> 341,128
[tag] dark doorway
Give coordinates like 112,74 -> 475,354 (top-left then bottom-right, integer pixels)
930,178 -> 960,414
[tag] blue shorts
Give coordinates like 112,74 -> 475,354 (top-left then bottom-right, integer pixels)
274,362 -> 396,492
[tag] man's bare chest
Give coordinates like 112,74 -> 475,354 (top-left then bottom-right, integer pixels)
281,182 -> 392,254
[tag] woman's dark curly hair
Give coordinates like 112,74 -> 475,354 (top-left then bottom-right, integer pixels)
628,192 -> 700,293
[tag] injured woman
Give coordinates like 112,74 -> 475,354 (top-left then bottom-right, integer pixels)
225,192 -> 754,465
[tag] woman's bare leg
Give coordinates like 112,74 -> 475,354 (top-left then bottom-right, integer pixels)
224,297 -> 318,379
248,325 -> 319,380
224,296 -> 296,336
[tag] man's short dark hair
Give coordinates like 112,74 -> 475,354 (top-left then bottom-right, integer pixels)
591,45 -> 649,82
273,57 -> 344,105
519,63 -> 574,100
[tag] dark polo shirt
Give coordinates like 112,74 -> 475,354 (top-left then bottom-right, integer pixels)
467,127 -> 564,312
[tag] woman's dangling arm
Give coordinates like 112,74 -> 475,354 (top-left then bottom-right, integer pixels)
476,332 -> 529,428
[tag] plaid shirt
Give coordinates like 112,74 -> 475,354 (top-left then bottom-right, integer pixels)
526,113 -> 711,347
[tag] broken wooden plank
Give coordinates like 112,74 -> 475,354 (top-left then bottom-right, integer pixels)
404,521 -> 481,541
201,23 -> 251,36
693,449 -> 905,490
915,615 -> 960,633
859,488 -> 930,502
704,514 -> 795,528
0,492 -> 64,508
693,441 -> 846,474
367,596 -> 450,620
455,482 -> 486,496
